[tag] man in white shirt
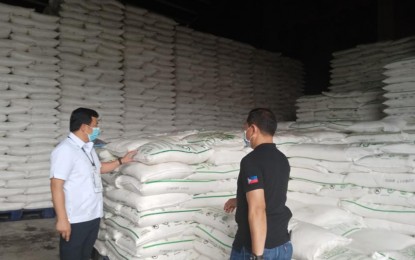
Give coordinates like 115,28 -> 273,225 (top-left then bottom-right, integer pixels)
50,107 -> 136,260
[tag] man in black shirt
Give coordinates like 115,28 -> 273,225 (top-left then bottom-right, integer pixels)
224,108 -> 292,260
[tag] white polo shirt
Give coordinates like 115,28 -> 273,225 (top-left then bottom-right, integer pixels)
50,132 -> 103,224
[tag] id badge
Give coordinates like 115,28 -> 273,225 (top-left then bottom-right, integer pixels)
92,167 -> 103,193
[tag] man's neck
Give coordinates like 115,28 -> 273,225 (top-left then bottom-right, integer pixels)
73,130 -> 88,143
251,136 -> 273,149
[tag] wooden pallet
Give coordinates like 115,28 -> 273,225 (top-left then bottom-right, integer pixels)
0,208 -> 55,221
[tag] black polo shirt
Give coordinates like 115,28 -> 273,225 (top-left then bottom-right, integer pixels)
233,143 -> 292,250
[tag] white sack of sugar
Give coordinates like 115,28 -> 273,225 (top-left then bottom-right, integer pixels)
344,228 -> 415,255
345,132 -> 412,143
6,193 -> 51,203
273,132 -> 313,145
193,238 -> 229,259
372,245 -> 415,260
284,144 -> 349,161
132,178 -> 236,196
24,200 -> 52,209
187,163 -> 239,180
182,131 -> 244,150
339,199 -> 415,225
355,154 -> 414,172
117,204 -> 198,228
290,167 -> 346,184
193,207 -> 237,237
114,234 -> 195,257
345,172 -> 415,192
0,202 -> 25,211
6,178 -> 49,188
380,143 -> 415,154
289,219 -> 351,260
106,239 -> 199,260
287,191 -> 339,207
207,149 -> 249,165
317,246 -> 373,260
291,204 -> 362,228
364,218 -> 415,236
121,162 -> 193,182
194,224 -> 233,254
289,157 -> 352,174
105,215 -> 193,246
288,179 -> 323,194
135,140 -> 213,165
105,188 -> 190,211
181,191 -> 236,209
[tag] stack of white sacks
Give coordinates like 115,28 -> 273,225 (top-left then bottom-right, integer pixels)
184,31 -> 219,131
57,0 -> 125,140
216,39 -> 253,130
123,5 -> 177,136
330,37 -> 415,94
330,42 -> 389,93
383,56 -> 415,121
174,26 -> 303,132
296,36 -> 415,123
295,90 -> 385,122
122,5 -> 150,135
253,50 -> 303,121
96,121 -> 415,259
278,119 -> 415,259
174,27 -> 220,132
0,3 -> 60,211
174,26 -> 201,131
94,131 -> 248,259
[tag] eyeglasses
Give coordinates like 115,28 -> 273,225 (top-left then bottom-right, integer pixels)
86,123 -> 99,128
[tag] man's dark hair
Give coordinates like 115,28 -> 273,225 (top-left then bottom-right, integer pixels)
246,108 -> 277,136
70,107 -> 99,132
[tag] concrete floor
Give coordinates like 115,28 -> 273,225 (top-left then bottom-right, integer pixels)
0,218 -> 60,260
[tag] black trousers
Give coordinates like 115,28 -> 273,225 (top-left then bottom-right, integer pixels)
60,218 -> 100,260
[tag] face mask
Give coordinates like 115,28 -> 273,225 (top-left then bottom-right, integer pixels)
88,127 -> 101,142
243,130 -> 250,147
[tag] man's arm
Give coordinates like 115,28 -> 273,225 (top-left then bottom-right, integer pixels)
50,178 -> 71,241
247,188 -> 266,256
100,159 -> 123,174
100,150 -> 137,174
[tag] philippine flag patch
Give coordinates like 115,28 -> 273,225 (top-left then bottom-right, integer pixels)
247,176 -> 259,185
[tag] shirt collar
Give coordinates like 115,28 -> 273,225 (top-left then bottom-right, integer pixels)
68,132 -> 94,152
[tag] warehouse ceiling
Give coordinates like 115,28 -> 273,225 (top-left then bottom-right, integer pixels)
2,0 -> 415,94
121,0 -> 378,53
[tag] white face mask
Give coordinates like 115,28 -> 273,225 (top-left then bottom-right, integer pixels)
243,130 -> 251,148
87,127 -> 101,142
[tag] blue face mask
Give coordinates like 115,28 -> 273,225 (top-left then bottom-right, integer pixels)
243,130 -> 250,147
88,127 -> 101,142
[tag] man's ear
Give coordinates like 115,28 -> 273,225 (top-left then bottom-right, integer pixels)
251,124 -> 258,134
253,124 -> 264,136
79,123 -> 87,132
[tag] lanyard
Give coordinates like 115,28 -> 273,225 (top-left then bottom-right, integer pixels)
81,147 -> 96,167
68,136 -> 96,167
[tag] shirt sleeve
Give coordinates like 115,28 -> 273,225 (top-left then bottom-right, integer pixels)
240,157 -> 264,193
50,144 -> 74,180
